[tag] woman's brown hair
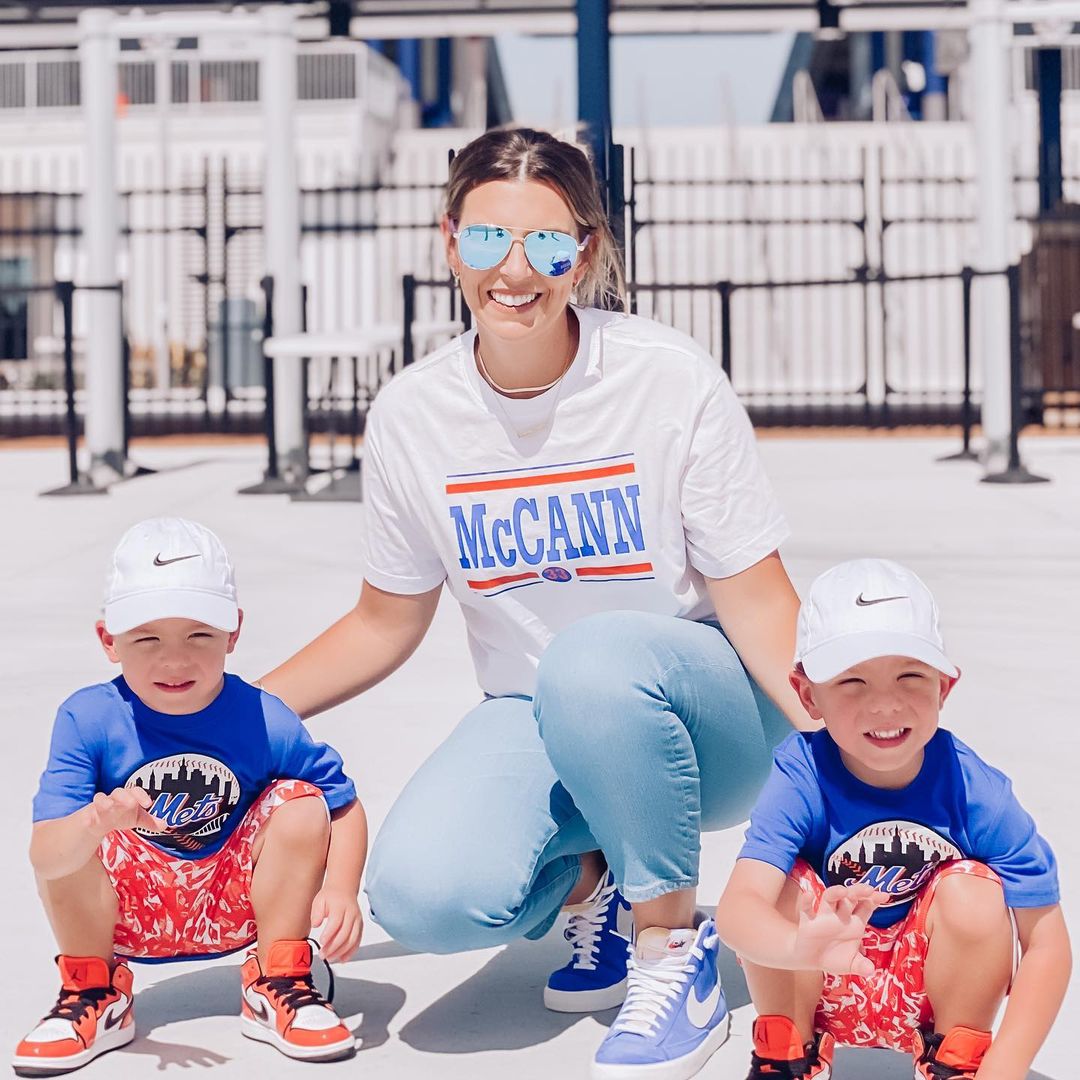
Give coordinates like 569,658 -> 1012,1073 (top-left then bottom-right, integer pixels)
445,127 -> 627,311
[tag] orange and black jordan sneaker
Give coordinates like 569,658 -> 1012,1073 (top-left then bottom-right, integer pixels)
13,956 -> 134,1076
913,1026 -> 991,1079
746,1015 -> 834,1079
240,940 -> 355,1062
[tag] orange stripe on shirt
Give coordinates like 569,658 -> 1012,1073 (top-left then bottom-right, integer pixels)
466,571 -> 540,590
445,462 -> 635,495
576,563 -> 654,577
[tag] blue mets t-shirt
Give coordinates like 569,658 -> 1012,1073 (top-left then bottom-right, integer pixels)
739,729 -> 1059,928
33,674 -> 356,858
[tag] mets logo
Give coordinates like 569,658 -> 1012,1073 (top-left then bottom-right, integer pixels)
542,567 -> 572,582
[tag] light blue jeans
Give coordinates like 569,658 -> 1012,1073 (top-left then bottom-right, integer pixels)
365,611 -> 790,954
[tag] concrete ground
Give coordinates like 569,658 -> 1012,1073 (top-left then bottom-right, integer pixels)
2,433 -> 1077,1080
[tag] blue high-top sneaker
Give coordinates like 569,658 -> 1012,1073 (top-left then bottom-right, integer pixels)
544,870 -> 634,1012
591,919 -> 730,1080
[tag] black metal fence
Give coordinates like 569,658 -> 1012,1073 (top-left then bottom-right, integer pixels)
3,144 -> 1079,441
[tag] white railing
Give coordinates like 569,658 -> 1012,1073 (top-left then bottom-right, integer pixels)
0,41 -> 406,117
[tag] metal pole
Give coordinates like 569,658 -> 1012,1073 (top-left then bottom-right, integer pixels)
939,266 -> 979,461
41,281 -> 108,496
59,281 -> 78,484
78,8 -> 126,482
969,0 -> 1014,471
1037,47 -> 1063,214
577,0 -> 613,197
982,264 -> 1050,483
261,6 -> 305,481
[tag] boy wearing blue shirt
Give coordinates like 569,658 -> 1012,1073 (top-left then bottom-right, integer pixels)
15,518 -> 366,1076
716,558 -> 1069,1080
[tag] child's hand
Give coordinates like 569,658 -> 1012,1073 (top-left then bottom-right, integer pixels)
792,883 -> 887,976
310,887 -> 363,963
85,786 -> 165,837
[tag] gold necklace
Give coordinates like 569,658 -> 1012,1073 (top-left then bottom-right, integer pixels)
475,341 -> 575,396
475,338 -> 578,437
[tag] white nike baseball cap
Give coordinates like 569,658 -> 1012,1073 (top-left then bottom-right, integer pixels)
103,517 -> 239,634
795,558 -> 957,683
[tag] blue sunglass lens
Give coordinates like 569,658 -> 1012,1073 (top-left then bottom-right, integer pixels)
458,225 -> 512,270
524,230 -> 578,277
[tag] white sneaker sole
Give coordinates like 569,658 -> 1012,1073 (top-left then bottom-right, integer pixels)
12,1022 -> 134,1077
590,1011 -> 731,1080
241,1016 -> 356,1062
544,978 -> 628,1013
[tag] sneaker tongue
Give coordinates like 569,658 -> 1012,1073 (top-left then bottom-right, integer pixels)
936,1027 -> 992,1070
753,1015 -> 805,1061
57,955 -> 111,993
265,940 -> 314,979
635,926 -> 695,963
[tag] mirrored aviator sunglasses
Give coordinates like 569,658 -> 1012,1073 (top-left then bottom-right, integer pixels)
454,224 -> 588,278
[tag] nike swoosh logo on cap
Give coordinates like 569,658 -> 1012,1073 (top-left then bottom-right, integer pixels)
686,980 -> 722,1029
153,553 -> 201,567
855,593 -> 907,606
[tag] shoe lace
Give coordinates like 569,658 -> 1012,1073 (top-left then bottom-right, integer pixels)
564,877 -> 619,971
45,987 -> 112,1026
748,1050 -> 812,1079
611,931 -> 717,1037
257,938 -> 336,1014
919,1036 -> 976,1080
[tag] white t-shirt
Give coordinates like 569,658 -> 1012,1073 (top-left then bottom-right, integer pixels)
361,305 -> 789,697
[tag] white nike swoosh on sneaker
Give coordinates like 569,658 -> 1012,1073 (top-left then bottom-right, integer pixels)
243,987 -> 272,1024
615,903 -> 634,940
685,980 -> 722,1029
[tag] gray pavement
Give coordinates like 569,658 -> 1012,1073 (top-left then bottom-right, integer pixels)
2,434 -> 1077,1080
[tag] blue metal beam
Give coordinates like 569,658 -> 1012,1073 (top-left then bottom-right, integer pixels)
1037,47 -> 1063,213
576,0 -> 612,192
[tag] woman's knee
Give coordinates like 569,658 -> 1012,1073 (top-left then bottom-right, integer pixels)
535,610 -> 671,746
365,831 -> 529,954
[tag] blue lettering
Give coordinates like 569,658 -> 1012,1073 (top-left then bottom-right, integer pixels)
607,484 -> 645,555
190,794 -> 221,822
856,864 -> 907,893
173,805 -> 196,827
513,498 -> 543,565
449,503 -> 495,570
570,490 -> 609,557
546,496 -> 582,562
149,792 -> 186,823
491,518 -> 516,567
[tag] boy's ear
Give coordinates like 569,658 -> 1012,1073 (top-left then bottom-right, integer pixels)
789,667 -> 825,721
95,620 -> 121,664
225,609 -> 244,655
939,670 -> 960,706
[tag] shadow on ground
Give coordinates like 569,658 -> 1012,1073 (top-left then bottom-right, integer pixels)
399,923 -> 751,1055
833,1047 -> 1058,1079
127,961 -> 405,1069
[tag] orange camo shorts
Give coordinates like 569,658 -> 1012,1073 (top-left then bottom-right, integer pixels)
789,857 -> 1005,1053
99,779 -> 326,960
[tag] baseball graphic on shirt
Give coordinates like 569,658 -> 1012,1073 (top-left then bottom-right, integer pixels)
826,820 -> 962,906
124,754 -> 241,853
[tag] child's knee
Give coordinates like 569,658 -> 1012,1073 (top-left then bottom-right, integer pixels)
928,866 -> 1009,940
265,793 -> 330,847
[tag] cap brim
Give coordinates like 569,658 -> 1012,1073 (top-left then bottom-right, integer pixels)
800,631 -> 958,683
104,590 -> 239,634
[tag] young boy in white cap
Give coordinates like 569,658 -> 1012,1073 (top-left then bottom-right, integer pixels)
715,558 -> 1069,1080
15,518 -> 365,1076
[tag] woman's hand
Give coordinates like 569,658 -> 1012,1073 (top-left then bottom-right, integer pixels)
310,886 -> 364,963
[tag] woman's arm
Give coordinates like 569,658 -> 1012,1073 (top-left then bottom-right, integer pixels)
259,581 -> 442,719
705,551 -> 813,731
975,904 -> 1071,1080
